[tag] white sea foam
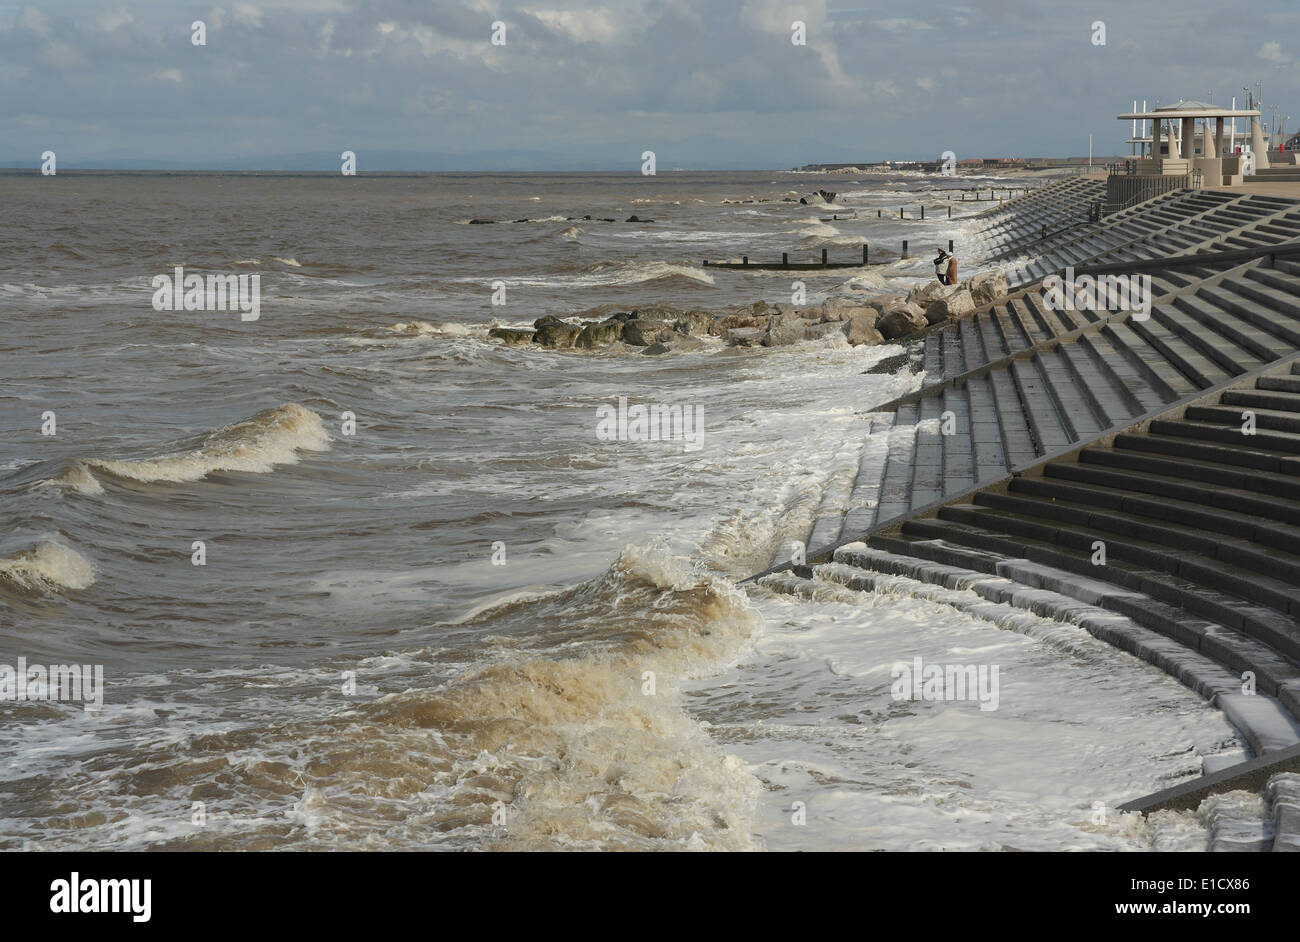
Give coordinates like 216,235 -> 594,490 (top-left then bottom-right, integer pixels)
0,540 -> 96,595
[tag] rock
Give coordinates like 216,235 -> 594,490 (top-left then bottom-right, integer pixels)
674,311 -> 716,336
725,327 -> 765,347
906,281 -> 948,308
821,298 -> 869,322
714,313 -> 765,333
844,312 -> 885,346
626,215 -> 641,222
534,314 -> 566,329
622,319 -> 675,346
533,322 -> 583,348
877,305 -> 929,340
631,305 -> 683,322
804,321 -> 849,341
746,300 -> 770,317
969,269 -> 1009,307
488,328 -> 535,346
642,342 -> 671,355
468,218 -> 495,224
763,320 -> 807,346
575,319 -> 625,348
924,287 -> 975,324
822,300 -> 880,325
668,335 -> 707,353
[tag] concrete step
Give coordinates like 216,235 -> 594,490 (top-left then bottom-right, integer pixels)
1150,418 -> 1300,457
1200,791 -> 1274,852
1062,450 -> 1300,527
977,487 -> 1300,588
1268,773 -> 1300,852
1077,331 -> 1172,413
939,500 -> 1300,619
1183,404 -> 1300,436
1129,316 -> 1234,389
1019,470 -> 1300,557
841,413 -> 896,537
844,535 -> 1300,719
1151,305 -> 1265,376
1222,388 -> 1300,414
1116,429 -> 1300,478
1009,358 -> 1073,452
1100,322 -> 1198,400
901,513 -> 1300,668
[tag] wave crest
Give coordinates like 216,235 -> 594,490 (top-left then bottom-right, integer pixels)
0,541 -> 96,596
47,404 -> 330,493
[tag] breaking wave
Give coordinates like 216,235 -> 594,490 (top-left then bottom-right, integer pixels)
0,541 -> 96,596
45,404 -> 331,494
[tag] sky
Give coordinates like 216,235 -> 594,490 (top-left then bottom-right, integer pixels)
1,0 -> 1297,170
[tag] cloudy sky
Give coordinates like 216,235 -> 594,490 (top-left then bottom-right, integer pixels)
2,0 -> 1296,169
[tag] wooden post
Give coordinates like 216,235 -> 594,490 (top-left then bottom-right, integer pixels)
902,240 -> 909,259
899,207 -> 904,218
877,209 -> 882,218
948,239 -> 954,253
821,248 -> 828,265
743,255 -> 749,267
948,205 -> 952,218
862,243 -> 869,265
920,205 -> 925,220
782,252 -> 788,265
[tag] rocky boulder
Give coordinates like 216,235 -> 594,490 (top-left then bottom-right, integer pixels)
763,320 -> 807,346
877,305 -> 929,340
821,298 -> 880,323
968,269 -> 1009,307
924,287 -> 975,324
488,328 -> 535,346
844,311 -> 885,346
575,319 -> 625,348
804,321 -> 850,342
533,321 -> 583,348
674,311 -> 716,336
905,281 -> 948,309
622,319 -> 675,346
632,305 -> 683,322
725,327 -> 765,347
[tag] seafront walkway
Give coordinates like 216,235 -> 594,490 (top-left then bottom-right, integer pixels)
748,178 -> 1300,848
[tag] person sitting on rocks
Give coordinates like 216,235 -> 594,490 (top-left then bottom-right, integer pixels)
933,247 -> 958,286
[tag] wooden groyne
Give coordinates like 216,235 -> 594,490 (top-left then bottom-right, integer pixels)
704,240 -> 956,270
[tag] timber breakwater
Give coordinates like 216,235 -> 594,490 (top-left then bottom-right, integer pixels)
752,177 -> 1300,851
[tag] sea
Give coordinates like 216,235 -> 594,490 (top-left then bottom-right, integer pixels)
0,169 -> 1242,850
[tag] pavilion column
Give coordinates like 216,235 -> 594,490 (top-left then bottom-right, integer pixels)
1215,117 -> 1225,157
1181,117 -> 1195,159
